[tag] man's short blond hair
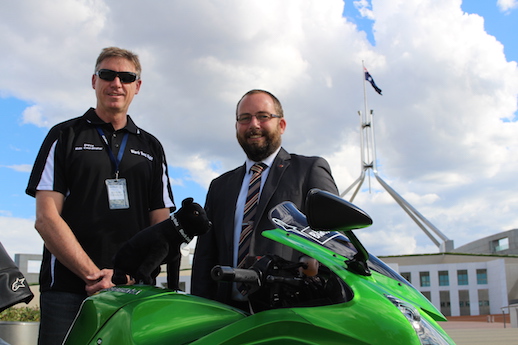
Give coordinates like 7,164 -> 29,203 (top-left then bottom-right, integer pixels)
95,47 -> 142,76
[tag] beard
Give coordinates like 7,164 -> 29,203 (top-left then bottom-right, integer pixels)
237,127 -> 282,162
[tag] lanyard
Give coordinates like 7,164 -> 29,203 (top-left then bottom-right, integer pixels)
96,126 -> 129,179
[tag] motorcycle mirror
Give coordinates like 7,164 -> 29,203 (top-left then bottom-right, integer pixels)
306,189 -> 373,276
305,189 -> 373,231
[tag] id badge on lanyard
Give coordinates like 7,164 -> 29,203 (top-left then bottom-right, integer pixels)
105,178 -> 129,209
96,126 -> 130,210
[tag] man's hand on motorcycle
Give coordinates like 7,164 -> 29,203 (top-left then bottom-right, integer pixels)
86,268 -> 115,296
299,256 -> 319,277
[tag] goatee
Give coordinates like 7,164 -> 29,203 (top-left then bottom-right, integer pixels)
238,130 -> 281,162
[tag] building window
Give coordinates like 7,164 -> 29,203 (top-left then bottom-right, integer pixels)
492,237 -> 509,252
457,270 -> 468,285
420,271 -> 430,287
401,272 -> 411,283
476,269 -> 487,285
438,271 -> 449,286
459,290 -> 471,316
478,289 -> 490,315
439,290 -> 451,317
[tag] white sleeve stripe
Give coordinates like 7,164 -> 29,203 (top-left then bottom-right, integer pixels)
50,254 -> 56,287
162,162 -> 175,208
36,139 -> 57,191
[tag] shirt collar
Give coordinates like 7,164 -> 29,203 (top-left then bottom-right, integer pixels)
83,107 -> 141,134
245,146 -> 281,173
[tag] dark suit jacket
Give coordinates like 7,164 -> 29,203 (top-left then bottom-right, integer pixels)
191,148 -> 338,305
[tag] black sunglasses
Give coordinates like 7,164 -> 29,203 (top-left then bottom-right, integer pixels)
95,69 -> 139,83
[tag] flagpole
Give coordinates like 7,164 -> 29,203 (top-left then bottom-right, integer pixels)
342,62 -> 371,199
359,61 -> 367,188
362,61 -> 373,192
362,60 -> 368,127
343,64 -> 454,252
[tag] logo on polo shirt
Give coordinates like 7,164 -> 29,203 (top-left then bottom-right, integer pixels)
75,143 -> 103,151
130,149 -> 154,161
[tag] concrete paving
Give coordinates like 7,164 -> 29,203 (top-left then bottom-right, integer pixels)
439,319 -> 518,345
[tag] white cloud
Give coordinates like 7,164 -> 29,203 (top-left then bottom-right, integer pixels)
354,0 -> 375,20
0,0 -> 517,256
497,0 -> 518,12
181,155 -> 222,190
21,105 -> 48,127
0,216 -> 42,258
3,164 -> 33,173
168,177 -> 185,188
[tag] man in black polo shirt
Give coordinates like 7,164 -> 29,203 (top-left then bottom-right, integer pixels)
26,47 -> 175,345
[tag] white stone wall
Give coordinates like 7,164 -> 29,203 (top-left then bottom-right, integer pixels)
398,259 -> 508,316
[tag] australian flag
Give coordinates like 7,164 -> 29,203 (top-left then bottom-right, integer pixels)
364,68 -> 382,95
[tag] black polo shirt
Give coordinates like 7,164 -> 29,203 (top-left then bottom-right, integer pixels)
26,108 -> 175,294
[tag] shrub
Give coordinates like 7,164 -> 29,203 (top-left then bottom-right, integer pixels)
0,306 -> 40,322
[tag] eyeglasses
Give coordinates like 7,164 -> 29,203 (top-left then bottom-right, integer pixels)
236,112 -> 282,124
95,69 -> 139,83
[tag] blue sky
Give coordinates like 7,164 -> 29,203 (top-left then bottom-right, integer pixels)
1,98 -> 44,219
1,0 -> 517,258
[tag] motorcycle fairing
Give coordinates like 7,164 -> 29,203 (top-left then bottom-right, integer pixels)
64,286 -> 247,345
264,201 -> 446,322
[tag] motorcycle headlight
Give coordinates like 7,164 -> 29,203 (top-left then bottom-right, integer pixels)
385,294 -> 453,345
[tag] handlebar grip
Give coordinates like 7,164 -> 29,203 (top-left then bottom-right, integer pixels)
266,275 -> 304,287
211,265 -> 260,283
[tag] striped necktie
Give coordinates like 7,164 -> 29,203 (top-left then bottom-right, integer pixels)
238,163 -> 267,268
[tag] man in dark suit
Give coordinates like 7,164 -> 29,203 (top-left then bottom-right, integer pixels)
191,89 -> 338,308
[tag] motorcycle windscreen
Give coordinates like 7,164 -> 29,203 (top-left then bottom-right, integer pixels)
267,201 -> 410,285
266,201 -> 446,321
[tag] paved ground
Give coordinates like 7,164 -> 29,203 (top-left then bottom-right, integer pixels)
439,315 -> 518,345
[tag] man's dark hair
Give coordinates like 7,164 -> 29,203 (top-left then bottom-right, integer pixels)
236,89 -> 284,118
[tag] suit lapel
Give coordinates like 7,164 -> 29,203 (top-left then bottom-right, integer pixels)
223,165 -> 246,249
255,148 -> 290,228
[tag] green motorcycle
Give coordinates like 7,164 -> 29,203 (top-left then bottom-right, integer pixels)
64,189 -> 455,344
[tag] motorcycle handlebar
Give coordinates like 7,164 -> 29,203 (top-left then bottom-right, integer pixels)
266,275 -> 304,287
211,266 -> 304,288
211,266 -> 260,284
